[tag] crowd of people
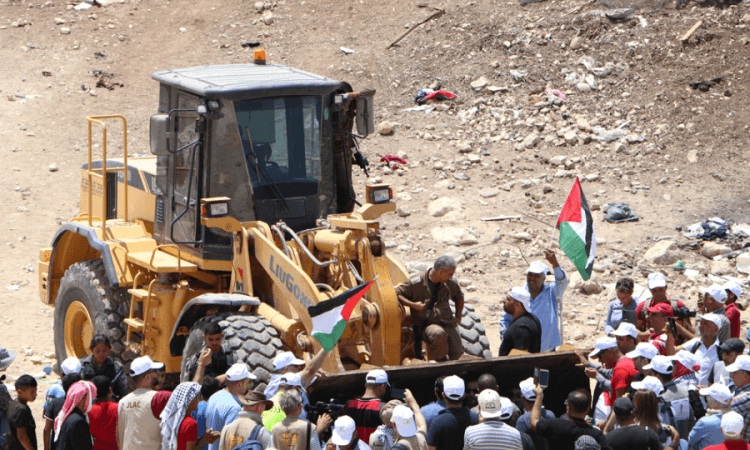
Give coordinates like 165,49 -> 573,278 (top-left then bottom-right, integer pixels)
1,249 -> 750,450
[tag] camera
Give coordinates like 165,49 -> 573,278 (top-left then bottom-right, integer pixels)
673,307 -> 698,319
304,399 -> 344,421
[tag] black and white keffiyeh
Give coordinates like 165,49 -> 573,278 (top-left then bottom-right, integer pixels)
160,382 -> 202,450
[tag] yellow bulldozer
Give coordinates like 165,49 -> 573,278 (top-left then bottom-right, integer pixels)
39,53 -> 586,407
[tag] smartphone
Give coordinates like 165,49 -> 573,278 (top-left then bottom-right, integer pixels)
390,388 -> 405,400
535,368 -> 549,388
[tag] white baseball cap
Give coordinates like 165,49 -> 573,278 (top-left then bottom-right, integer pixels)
648,273 -> 667,289
226,363 -> 257,382
626,343 -> 659,361
631,376 -> 664,395
509,287 -> 532,312
699,383 -> 733,404
519,377 -> 536,401
590,337 -> 618,358
366,369 -> 389,386
391,405 -> 417,437
702,284 -> 728,304
331,416 -> 356,445
61,357 -> 82,376
526,261 -> 549,276
443,375 -> 465,400
698,313 -> 723,330
722,411 -> 745,437
279,373 -> 302,388
643,355 -> 674,375
477,389 -> 504,419
129,356 -> 161,377
673,350 -> 698,372
273,351 -> 305,371
724,281 -> 743,298
611,322 -> 638,339
726,355 -> 750,373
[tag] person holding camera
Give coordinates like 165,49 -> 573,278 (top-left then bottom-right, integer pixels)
644,303 -> 676,357
635,274 -> 695,342
676,285 -> 730,344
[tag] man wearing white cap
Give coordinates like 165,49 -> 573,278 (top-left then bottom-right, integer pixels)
395,255 -> 465,361
645,355 -> 696,438
117,355 -> 164,450
206,363 -> 257,450
390,390 -> 428,450
698,284 -> 731,343
635,273 -> 689,332
724,281 -> 743,339
426,375 -> 474,450
498,287 -> 542,357
327,415 -> 371,450
264,347 -> 329,420
607,323 -> 639,401
682,313 -> 722,386
501,250 -> 568,354
689,384 -> 733,450
516,377 -> 555,450
463,389 -> 522,450
42,357 -> 82,450
342,369 -> 389,444
713,339 -> 746,390
707,411 -> 748,450
728,355 -> 750,442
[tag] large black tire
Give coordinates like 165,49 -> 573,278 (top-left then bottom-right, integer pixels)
180,312 -> 284,391
53,260 -> 134,367
459,305 -> 492,359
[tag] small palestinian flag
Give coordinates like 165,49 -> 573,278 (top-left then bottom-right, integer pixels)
307,280 -> 376,351
556,178 -> 596,280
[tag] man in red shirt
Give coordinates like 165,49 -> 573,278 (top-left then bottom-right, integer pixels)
609,323 -> 639,401
724,281 -> 743,339
705,411 -> 750,450
635,273 -> 687,332
341,369 -> 388,444
88,376 -> 118,450
646,303 -> 676,356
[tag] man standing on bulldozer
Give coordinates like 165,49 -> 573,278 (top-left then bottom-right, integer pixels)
396,255 -> 464,361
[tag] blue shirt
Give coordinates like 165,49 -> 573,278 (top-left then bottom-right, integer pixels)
421,400 -> 447,428
44,383 -> 65,412
604,297 -> 640,335
516,408 -> 555,434
688,413 -> 724,450
501,266 -> 568,352
191,401 -> 208,450
264,374 -> 310,420
205,390 -> 241,450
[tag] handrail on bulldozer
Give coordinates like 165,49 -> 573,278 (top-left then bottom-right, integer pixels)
86,116 -> 129,236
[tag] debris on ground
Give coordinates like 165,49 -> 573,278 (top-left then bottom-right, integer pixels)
415,88 -> 456,104
690,77 -> 722,92
603,203 -> 638,223
92,70 -> 124,90
683,217 -> 734,240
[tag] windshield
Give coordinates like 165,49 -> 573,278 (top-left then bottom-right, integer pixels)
234,96 -> 321,191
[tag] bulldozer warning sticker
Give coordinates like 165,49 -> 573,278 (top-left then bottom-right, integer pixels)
268,254 -> 314,308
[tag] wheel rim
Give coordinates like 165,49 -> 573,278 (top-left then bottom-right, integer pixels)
65,300 -> 94,358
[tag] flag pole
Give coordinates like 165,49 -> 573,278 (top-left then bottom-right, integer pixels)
550,215 -> 563,344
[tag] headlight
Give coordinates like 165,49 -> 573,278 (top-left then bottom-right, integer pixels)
369,188 -> 392,204
209,203 -> 229,216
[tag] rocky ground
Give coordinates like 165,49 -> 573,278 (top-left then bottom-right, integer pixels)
2,0 -> 750,440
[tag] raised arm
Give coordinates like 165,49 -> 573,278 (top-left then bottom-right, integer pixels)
300,347 -> 330,388
405,389 -> 427,434
529,384 -> 544,432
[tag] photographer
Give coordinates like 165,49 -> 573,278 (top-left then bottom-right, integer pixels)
645,304 -> 676,356
675,285 -> 730,344
635,273 -> 695,341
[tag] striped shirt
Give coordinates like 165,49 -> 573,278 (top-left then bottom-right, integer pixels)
731,383 -> 750,441
463,420 -> 522,450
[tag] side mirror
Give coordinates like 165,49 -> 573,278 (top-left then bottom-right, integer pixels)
150,114 -> 170,155
355,94 -> 375,137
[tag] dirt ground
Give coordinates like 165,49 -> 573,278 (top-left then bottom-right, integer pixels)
2,0 -> 750,441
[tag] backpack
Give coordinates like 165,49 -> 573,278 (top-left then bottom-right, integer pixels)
232,424 -> 263,450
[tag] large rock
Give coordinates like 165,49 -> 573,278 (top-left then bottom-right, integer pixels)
427,198 -> 458,217
377,121 -> 396,135
701,242 -> 732,258
580,279 -> 603,295
644,240 -> 681,265
710,259 -> 733,276
737,253 -> 750,274
470,76 -> 489,91
431,227 -> 479,246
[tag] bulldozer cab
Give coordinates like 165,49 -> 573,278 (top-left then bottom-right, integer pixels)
149,60 -> 372,262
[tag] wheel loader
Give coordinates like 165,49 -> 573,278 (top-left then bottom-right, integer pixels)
38,52 -> 587,408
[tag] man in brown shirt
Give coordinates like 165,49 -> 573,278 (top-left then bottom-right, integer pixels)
272,390 -> 326,450
220,391 -> 274,450
395,255 -> 464,361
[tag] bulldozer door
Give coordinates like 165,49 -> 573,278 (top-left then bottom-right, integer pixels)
171,93 -> 203,244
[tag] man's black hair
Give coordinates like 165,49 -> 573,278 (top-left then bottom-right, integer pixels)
15,374 -> 37,390
567,390 -> 590,414
201,375 -> 220,401
477,373 -> 498,392
89,334 -> 112,350
92,375 -> 112,399
204,322 -> 222,336
654,371 -> 672,383
62,373 -> 82,393
434,376 -> 446,397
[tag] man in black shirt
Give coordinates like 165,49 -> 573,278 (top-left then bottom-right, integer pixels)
186,321 -> 233,383
605,397 -> 662,450
42,373 -> 81,450
426,375 -> 475,450
498,287 -> 542,356
6,375 -> 38,450
530,383 -> 612,450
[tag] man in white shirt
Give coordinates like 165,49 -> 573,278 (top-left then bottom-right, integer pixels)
683,313 -> 722,386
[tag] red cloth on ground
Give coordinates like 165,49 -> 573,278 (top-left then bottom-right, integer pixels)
380,155 -> 408,166
609,357 -> 638,405
177,416 -> 198,450
726,302 -> 741,338
88,400 -> 119,450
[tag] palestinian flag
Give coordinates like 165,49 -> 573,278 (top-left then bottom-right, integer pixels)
307,280 -> 375,351
556,178 -> 596,280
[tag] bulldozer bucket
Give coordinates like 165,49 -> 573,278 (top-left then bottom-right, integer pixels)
307,350 -> 589,418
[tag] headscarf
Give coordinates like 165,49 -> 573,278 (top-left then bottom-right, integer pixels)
54,380 -> 96,442
160,382 -> 201,450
